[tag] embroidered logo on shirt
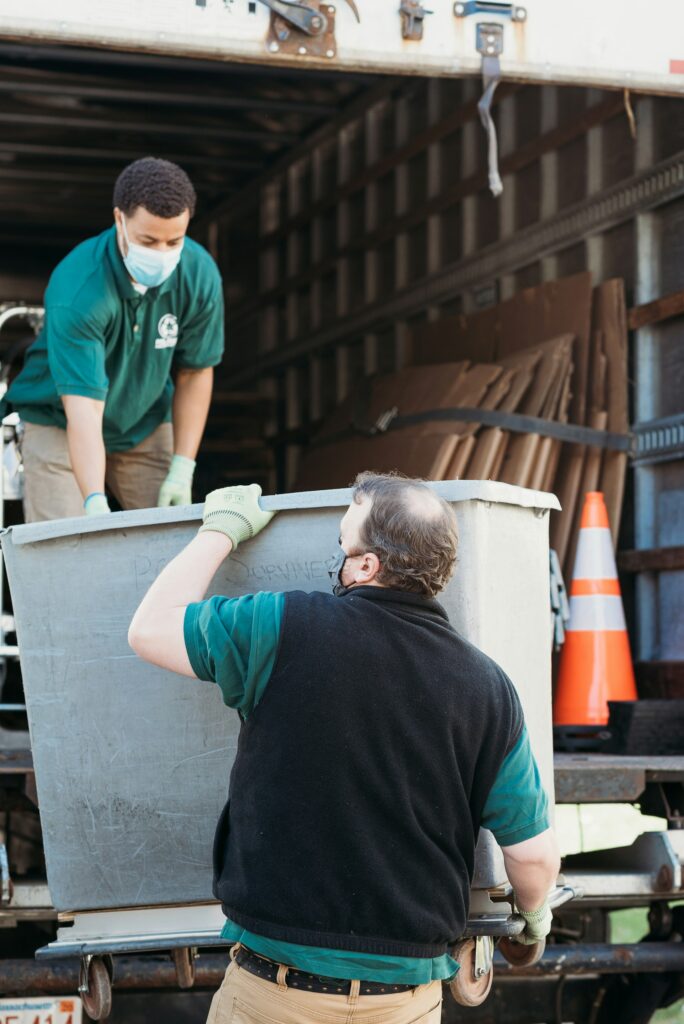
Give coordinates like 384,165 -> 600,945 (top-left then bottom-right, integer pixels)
155,313 -> 179,349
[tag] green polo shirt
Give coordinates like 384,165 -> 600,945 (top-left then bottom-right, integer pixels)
5,226 -> 224,452
183,591 -> 550,985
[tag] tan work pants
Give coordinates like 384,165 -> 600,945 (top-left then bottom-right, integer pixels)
21,421 -> 173,523
206,954 -> 443,1024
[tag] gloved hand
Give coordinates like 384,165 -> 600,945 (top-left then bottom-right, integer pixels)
158,454 -> 196,507
516,901 -> 553,945
84,492 -> 111,516
199,484 -> 275,549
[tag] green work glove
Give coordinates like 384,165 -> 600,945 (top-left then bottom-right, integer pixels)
199,484 -> 275,549
157,454 -> 196,507
516,901 -> 553,945
84,492 -> 111,516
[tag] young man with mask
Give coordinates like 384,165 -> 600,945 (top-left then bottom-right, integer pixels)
129,474 -> 560,1024
4,157 -> 224,522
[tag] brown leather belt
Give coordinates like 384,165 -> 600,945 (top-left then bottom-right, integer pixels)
234,945 -> 417,996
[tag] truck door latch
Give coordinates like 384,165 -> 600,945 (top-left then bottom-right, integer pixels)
259,0 -> 328,37
475,22 -> 503,196
399,0 -> 433,41
260,0 -> 359,57
453,2 -> 527,197
454,2 -> 526,20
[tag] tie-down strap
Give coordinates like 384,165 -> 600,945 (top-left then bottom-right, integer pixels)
311,405 -> 633,454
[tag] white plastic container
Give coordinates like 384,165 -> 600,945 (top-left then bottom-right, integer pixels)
3,481 -> 557,931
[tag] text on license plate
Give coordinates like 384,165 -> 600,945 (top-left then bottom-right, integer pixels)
0,996 -> 81,1024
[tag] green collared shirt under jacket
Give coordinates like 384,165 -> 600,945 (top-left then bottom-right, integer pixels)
5,226 -> 224,452
183,591 -> 550,986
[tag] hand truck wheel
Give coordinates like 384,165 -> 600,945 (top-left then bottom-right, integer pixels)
172,946 -> 197,989
79,955 -> 113,1020
448,937 -> 494,1007
499,935 -> 546,966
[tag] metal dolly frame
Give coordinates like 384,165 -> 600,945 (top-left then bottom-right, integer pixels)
34,887 -> 576,1018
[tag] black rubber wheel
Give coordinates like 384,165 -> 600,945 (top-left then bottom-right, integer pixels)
81,957 -> 112,1020
448,939 -> 493,1007
172,947 -> 196,989
499,935 -> 546,966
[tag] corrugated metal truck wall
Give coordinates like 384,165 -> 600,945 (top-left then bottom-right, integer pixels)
214,79 -> 684,676
629,96 -> 684,679
222,81 -> 650,467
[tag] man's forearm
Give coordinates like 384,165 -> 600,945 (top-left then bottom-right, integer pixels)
130,485 -> 272,676
504,857 -> 557,911
62,396 -> 106,500
502,829 -> 561,911
128,531 -> 232,674
135,531 -> 232,617
172,367 -> 213,460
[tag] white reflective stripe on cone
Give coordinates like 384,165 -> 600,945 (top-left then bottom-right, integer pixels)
572,528 -> 618,582
567,595 -> 627,632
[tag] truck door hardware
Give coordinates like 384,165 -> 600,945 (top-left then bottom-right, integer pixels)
399,0 -> 432,40
453,0 -> 527,192
454,1 -> 526,20
477,21 -> 503,57
342,0 -> 360,21
475,21 -> 504,195
260,0 -> 359,58
259,0 -> 329,37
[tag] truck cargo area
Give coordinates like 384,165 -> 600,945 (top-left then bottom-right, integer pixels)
0,24 -> 683,1024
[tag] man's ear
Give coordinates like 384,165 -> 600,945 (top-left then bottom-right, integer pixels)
354,552 -> 381,584
113,208 -> 126,253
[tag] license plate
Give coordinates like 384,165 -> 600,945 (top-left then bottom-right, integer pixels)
0,996 -> 81,1024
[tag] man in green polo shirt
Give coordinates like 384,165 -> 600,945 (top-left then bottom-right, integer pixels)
129,475 -> 561,1024
4,157 -> 224,522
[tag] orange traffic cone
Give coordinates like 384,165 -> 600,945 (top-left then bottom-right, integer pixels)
554,491 -> 637,749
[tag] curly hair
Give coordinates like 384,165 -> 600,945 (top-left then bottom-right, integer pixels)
351,472 -> 459,598
113,157 -> 197,218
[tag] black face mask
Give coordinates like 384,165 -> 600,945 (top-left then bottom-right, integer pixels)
327,546 -> 350,597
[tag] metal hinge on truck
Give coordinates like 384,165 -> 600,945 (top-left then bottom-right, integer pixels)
258,0 -> 360,58
454,1 -> 527,196
399,1 -> 433,41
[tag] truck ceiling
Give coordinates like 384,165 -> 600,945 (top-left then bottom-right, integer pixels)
0,40 -> 372,260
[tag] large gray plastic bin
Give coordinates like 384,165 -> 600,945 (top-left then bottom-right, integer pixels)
2,481 -> 558,914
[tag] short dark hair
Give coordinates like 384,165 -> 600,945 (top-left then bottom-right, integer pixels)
351,472 -> 459,598
113,157 -> 196,218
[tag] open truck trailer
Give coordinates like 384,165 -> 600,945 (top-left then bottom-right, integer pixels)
0,1 -> 683,1021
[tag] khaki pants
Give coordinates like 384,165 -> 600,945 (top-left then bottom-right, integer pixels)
21,421 -> 173,523
206,956 -> 443,1024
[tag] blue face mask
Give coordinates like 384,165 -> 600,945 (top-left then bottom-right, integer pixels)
120,215 -> 183,288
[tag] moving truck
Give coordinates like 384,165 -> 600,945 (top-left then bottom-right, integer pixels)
0,2 -> 683,1021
